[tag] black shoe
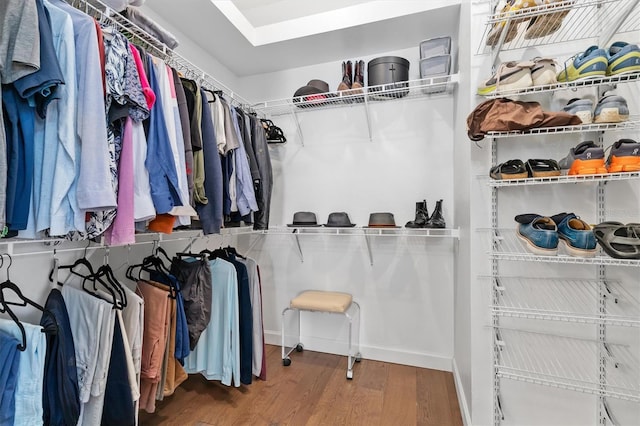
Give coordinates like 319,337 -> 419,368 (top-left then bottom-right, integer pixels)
405,200 -> 429,228
425,199 -> 446,228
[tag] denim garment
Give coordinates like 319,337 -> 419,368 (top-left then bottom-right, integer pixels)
0,318 -> 47,426
40,288 -> 81,426
0,330 -> 20,426
2,84 -> 35,231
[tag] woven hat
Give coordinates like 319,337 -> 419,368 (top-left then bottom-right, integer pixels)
324,212 -> 356,228
287,211 -> 321,227
365,212 -> 400,228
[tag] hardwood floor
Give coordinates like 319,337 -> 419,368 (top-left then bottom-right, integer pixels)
139,345 -> 463,426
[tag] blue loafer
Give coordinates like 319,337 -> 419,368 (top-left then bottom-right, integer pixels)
515,215 -> 559,256
550,213 -> 597,257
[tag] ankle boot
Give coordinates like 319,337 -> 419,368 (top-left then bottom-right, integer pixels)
337,60 -> 353,93
352,60 -> 364,91
405,200 -> 429,228
425,199 -> 446,228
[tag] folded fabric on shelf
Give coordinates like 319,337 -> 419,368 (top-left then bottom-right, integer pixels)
467,97 -> 582,141
122,7 -> 179,49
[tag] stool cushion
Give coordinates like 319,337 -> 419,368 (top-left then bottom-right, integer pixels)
290,291 -> 353,313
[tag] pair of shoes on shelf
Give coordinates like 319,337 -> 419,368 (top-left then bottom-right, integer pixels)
563,95 -> 629,124
557,42 -> 640,82
477,57 -> 556,95
337,60 -> 365,101
593,222 -> 640,259
405,200 -> 446,228
486,0 -> 571,46
490,159 -> 560,180
515,212 -> 596,257
558,139 -> 640,175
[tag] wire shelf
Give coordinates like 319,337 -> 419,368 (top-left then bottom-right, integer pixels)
496,328 -> 640,401
477,0 -> 640,55
486,115 -> 640,138
490,229 -> 640,266
487,171 -> 640,187
252,75 -> 459,117
69,0 -> 253,110
481,72 -> 640,99
263,226 -> 461,239
492,276 -> 640,326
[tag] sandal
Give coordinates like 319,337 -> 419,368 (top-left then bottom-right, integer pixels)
490,159 -> 528,180
525,159 -> 561,177
593,222 -> 640,259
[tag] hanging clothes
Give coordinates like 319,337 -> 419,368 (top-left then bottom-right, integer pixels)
0,318 -> 47,426
0,330 -> 21,425
238,256 -> 266,380
184,257 -> 240,387
172,70 -> 194,207
40,288 -> 81,426
250,114 -> 273,230
0,0 -> 40,230
197,89 -> 224,234
49,0 -> 117,213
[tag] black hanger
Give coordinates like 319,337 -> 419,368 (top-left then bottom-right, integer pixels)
91,249 -> 127,309
224,245 -> 245,259
0,254 -> 45,351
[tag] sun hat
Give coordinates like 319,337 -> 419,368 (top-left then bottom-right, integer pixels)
324,212 -> 356,228
365,212 -> 400,228
287,211 -> 322,227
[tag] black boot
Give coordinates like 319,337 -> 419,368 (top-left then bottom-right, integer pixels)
405,200 -> 429,228
425,199 -> 446,228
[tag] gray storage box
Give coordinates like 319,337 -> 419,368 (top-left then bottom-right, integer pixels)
419,36 -> 451,59
419,55 -> 451,94
367,56 -> 410,99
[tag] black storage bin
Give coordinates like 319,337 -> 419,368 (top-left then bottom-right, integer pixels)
367,56 -> 410,99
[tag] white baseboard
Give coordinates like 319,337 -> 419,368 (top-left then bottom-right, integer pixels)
452,358 -> 472,426
265,330 -> 452,372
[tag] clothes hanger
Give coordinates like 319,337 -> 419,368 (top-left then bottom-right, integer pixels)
0,254 -> 46,351
91,247 -> 127,309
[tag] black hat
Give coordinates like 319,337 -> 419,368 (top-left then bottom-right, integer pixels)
364,212 -> 400,228
324,212 -> 356,228
287,211 -> 321,227
293,79 -> 330,98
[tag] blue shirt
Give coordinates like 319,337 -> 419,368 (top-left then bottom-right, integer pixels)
145,55 -> 182,214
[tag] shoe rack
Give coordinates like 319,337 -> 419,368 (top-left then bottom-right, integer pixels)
252,75 -> 459,145
477,0 -> 640,424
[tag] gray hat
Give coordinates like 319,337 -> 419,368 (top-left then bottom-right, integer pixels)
287,211 -> 321,227
324,212 -> 356,228
365,212 -> 400,228
293,79 -> 330,98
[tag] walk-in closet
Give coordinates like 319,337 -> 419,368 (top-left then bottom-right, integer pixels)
1,0 -> 639,425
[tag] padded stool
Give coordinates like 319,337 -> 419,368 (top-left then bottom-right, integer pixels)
282,290 -> 361,379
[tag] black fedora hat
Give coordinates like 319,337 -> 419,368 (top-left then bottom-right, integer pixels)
364,212 -> 400,228
293,79 -> 330,98
287,211 -> 321,227
324,212 -> 356,228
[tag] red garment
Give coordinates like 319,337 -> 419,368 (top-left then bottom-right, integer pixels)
93,19 -> 106,96
467,97 -> 582,141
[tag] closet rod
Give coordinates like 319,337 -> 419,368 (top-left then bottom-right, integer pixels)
4,236 -> 196,258
68,0 -> 255,113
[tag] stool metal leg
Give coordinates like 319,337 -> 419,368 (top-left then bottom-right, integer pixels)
345,301 -> 362,379
282,307 -> 302,366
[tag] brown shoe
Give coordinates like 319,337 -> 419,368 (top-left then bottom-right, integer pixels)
337,60 -> 353,92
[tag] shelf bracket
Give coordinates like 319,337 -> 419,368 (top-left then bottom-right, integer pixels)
364,234 -> 374,266
292,230 -> 304,263
363,94 -> 373,142
290,107 -> 305,146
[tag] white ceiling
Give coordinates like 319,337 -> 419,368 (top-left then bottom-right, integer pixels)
142,0 -> 461,77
